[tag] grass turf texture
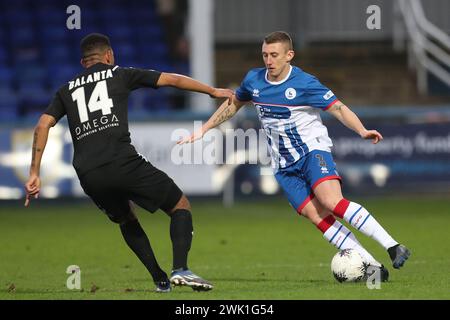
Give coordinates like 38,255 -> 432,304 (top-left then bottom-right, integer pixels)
0,196 -> 449,300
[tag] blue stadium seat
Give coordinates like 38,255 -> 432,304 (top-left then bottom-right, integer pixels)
128,90 -> 147,111
139,43 -> 168,62
12,46 -> 41,65
99,8 -> 130,25
47,64 -> 81,91
79,10 -> 98,28
9,25 -> 36,44
18,84 -> 51,114
42,45 -> 71,65
109,26 -> 134,42
40,27 -> 67,43
0,89 -> 19,120
0,108 -> 19,121
115,42 -> 136,61
136,25 -> 164,42
0,68 -> 13,88
0,47 -> 8,65
0,27 -> 6,44
172,62 -> 190,76
14,65 -> 47,85
143,90 -> 171,111
36,9 -> 65,25
129,7 -> 157,22
3,10 -> 33,26
1,0 -> 181,117
2,0 -> 31,10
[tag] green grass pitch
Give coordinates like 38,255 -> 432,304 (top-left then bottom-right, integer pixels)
0,196 -> 449,300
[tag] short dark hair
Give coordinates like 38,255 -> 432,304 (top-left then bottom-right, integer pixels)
80,33 -> 111,58
264,31 -> 293,51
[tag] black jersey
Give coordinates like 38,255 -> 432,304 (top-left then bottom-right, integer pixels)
45,63 -> 161,175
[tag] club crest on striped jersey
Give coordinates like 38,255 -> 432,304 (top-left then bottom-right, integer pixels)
285,88 -> 296,100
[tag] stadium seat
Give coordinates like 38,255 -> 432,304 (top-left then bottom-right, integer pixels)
12,47 -> 41,66
109,26 -> 134,42
129,7 -> 157,22
0,26 -> 7,44
128,90 -> 147,112
40,27 -> 67,43
172,62 -> 190,76
0,47 -> 9,65
138,43 -> 169,66
0,89 -> 19,121
143,90 -> 171,111
3,10 -> 33,26
78,9 -> 97,25
0,0 -> 182,118
0,108 -> 19,121
36,8 -> 65,25
0,68 -> 13,88
114,42 -> 136,63
99,8 -> 130,25
18,84 -> 50,115
136,25 -> 164,42
47,64 -> 81,90
42,45 -> 71,65
14,65 -> 47,86
9,26 -> 36,47
1,0 -> 31,10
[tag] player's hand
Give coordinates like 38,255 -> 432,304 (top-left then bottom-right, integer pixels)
24,174 -> 41,207
360,129 -> 383,144
209,88 -> 234,105
177,129 -> 205,145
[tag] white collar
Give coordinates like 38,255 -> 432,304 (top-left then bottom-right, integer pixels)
265,65 -> 293,85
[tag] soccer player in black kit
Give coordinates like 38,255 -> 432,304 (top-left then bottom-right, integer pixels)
24,33 -> 233,292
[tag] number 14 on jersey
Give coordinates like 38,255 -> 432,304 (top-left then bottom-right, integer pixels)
71,80 -> 114,123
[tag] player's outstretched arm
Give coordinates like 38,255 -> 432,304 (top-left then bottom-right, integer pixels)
24,114 -> 56,207
157,72 -> 234,101
327,100 -> 383,144
177,96 -> 247,144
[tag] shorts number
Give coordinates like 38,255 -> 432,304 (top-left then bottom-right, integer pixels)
71,80 -> 114,123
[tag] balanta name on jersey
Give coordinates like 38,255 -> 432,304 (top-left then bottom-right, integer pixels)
69,68 -> 114,90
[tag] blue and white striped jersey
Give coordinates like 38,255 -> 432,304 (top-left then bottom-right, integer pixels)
236,65 -> 339,171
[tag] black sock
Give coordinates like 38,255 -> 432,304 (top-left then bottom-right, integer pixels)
388,244 -> 400,261
120,219 -> 167,283
170,209 -> 193,271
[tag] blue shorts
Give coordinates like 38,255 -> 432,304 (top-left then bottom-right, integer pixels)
275,150 -> 341,214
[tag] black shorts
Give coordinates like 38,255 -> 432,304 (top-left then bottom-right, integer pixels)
78,155 -> 183,222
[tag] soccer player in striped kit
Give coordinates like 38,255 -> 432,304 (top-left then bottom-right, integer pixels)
179,31 -> 411,281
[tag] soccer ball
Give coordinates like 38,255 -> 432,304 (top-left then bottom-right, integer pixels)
331,249 -> 367,283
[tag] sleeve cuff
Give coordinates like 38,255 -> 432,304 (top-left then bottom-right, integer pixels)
324,99 -> 339,111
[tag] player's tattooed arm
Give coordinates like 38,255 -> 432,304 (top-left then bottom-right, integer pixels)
327,101 -> 383,144
24,114 -> 56,206
177,97 -> 247,144
30,131 -> 40,169
157,73 -> 234,102
212,103 -> 237,126
29,114 -> 55,176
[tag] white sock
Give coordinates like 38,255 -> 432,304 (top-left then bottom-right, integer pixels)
334,199 -> 398,250
317,215 -> 380,266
